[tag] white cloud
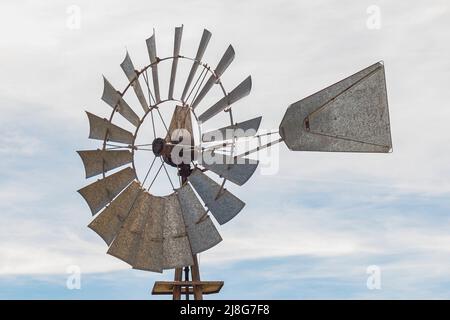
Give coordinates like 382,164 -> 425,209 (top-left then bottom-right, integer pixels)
0,131 -> 43,156
0,219 -> 127,275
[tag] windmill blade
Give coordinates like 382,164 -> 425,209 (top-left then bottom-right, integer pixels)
101,77 -> 140,127
177,184 -> 222,254
132,194 -> 164,272
168,25 -> 183,100
187,169 -> 245,225
279,62 -> 392,152
88,181 -> 142,245
198,76 -> 252,123
146,31 -> 161,103
162,193 -> 194,269
186,216 -> 222,255
202,116 -> 262,142
107,191 -> 163,273
86,112 -> 134,144
78,167 -> 136,215
120,52 -> 149,112
181,29 -> 212,102
77,150 -> 132,178
201,152 -> 259,186
191,45 -> 235,109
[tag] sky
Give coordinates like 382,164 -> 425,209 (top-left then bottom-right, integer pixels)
1,0 -> 450,299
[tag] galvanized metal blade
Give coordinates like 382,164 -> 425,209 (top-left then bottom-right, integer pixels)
101,76 -> 140,127
187,169 -> 245,225
107,191 -> 163,272
187,217 -> 222,255
77,150 -> 132,178
162,193 -> 194,269
146,31 -> 161,103
88,181 -> 141,245
279,62 -> 392,152
177,184 -> 222,254
191,45 -> 235,109
198,76 -> 252,123
86,111 -> 134,144
78,167 -> 136,215
132,193 -> 165,272
168,25 -> 183,100
120,52 -> 149,112
202,116 -> 262,142
181,29 -> 212,102
201,152 -> 258,186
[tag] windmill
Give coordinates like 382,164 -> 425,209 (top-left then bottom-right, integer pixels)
77,26 -> 392,300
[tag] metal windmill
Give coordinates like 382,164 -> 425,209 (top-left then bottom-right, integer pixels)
77,26 -> 392,300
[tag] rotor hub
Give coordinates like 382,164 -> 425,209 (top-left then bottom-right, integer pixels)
152,137 -> 166,157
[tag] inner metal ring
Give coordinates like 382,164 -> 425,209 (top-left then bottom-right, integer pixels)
102,55 -> 234,196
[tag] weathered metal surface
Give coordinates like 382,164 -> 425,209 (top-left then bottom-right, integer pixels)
163,237 -> 193,270
191,45 -> 235,109
152,281 -> 223,295
177,184 -> 222,254
181,29 -> 212,102
77,149 -> 133,178
188,169 -> 245,225
198,76 -> 252,123
120,52 -> 149,112
162,193 -> 194,269
88,181 -> 141,245
279,62 -> 392,152
168,25 -> 183,100
107,191 -> 163,272
176,184 -> 204,226
201,152 -> 259,186
132,193 -> 165,272
164,105 -> 195,165
165,105 -> 194,144
202,116 -> 262,142
146,32 -> 161,103
101,77 -> 140,127
78,167 -> 136,215
86,111 -> 134,144
187,218 -> 222,254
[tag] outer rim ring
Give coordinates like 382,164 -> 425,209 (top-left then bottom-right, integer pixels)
100,55 -> 234,196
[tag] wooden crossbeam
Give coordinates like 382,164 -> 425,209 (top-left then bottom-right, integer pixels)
152,280 -> 223,296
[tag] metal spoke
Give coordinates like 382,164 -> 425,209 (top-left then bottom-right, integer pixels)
234,137 -> 284,158
156,108 -> 169,135
185,66 -> 206,105
142,69 -> 159,143
142,156 -> 157,185
105,145 -> 131,150
133,143 -> 153,147
148,161 -> 164,190
135,148 -> 154,151
105,143 -> 131,149
200,131 -> 281,154
143,69 -> 156,105
203,142 -> 234,151
178,172 -> 182,188
160,157 -> 175,190
189,67 -> 209,107
150,109 -> 157,139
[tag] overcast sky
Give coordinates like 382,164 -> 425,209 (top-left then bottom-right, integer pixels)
1,0 -> 450,299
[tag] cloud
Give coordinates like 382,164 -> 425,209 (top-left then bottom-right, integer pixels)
0,131 -> 43,156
